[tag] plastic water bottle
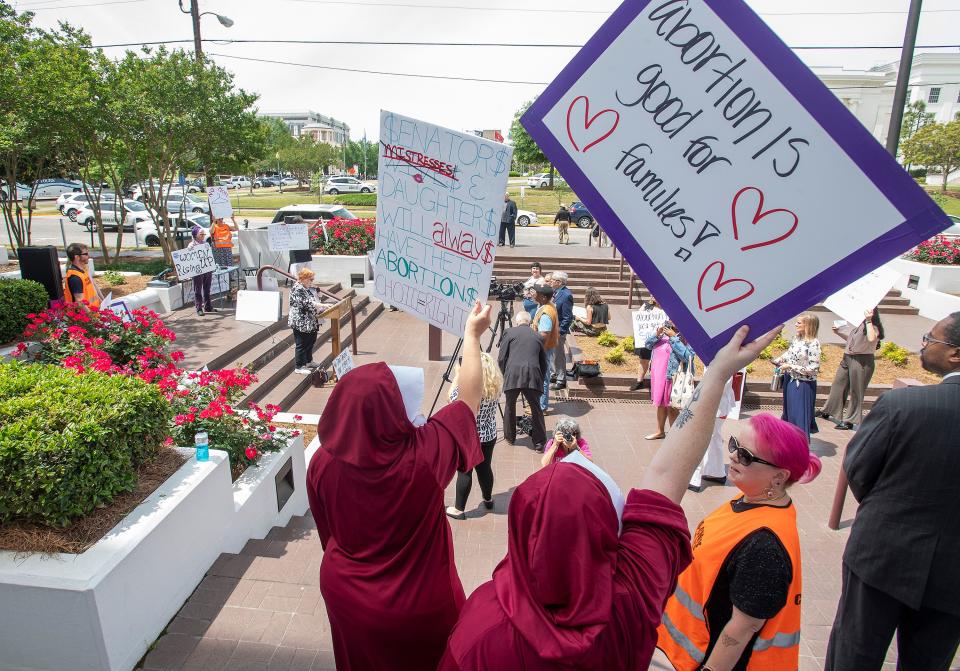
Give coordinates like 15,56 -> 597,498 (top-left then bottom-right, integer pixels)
195,431 -> 209,462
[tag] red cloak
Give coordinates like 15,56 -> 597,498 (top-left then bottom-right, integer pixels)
307,362 -> 482,671
439,463 -> 693,670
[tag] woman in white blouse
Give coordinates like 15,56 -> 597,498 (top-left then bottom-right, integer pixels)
773,313 -> 821,441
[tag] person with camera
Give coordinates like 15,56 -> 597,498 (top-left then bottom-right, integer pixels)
532,284 -> 559,416
438,324 -> 783,671
540,417 -> 593,467
499,311 -> 548,452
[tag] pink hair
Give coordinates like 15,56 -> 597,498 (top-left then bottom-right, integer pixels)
748,413 -> 822,485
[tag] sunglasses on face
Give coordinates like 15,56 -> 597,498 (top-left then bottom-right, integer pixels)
728,436 -> 780,468
922,332 -> 960,348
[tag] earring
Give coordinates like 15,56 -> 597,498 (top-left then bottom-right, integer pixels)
764,488 -> 776,500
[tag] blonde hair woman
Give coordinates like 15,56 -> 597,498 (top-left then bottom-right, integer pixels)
289,267 -> 324,374
446,352 -> 504,520
773,313 -> 821,440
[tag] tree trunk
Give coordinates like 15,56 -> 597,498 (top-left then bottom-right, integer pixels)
943,169 -> 949,192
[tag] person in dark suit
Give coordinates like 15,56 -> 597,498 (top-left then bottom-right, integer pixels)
498,311 -> 547,451
826,312 -> 960,671
498,193 -> 518,247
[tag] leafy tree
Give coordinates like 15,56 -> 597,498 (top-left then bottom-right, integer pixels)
509,98 -> 555,186
901,120 -> 960,192
278,137 -> 337,187
899,100 -> 935,168
344,138 -> 379,178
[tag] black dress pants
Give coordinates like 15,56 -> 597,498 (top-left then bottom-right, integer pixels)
503,388 -> 546,445
825,563 -> 960,671
498,220 -> 515,246
293,329 -> 318,367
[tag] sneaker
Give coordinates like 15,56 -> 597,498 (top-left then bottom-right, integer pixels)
445,507 -> 466,521
196,308 -> 204,316
294,367 -> 312,375
550,381 -> 566,390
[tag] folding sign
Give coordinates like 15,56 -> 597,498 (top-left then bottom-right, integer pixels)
521,0 -> 950,361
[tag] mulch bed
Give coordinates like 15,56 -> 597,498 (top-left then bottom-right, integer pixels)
0,448 -> 187,556
98,274 -> 150,299
276,423 -> 318,448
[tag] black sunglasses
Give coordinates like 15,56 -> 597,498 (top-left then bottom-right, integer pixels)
728,436 -> 780,468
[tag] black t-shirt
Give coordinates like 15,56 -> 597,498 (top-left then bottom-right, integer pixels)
554,208 -> 571,223
703,498 -> 793,671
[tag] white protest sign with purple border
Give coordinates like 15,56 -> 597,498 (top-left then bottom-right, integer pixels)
521,0 -> 950,362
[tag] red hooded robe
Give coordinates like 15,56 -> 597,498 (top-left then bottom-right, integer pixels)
307,362 -> 482,671
439,463 -> 693,670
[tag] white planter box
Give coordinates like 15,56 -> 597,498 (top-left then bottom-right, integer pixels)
0,434 -> 308,671
310,253 -> 371,290
886,258 -> 960,320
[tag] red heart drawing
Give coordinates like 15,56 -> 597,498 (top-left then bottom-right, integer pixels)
566,95 -> 619,153
731,186 -> 799,252
697,261 -> 755,313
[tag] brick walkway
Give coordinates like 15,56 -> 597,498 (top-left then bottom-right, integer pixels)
141,309 -> 956,670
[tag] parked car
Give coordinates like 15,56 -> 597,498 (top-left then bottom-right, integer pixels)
61,192 -> 117,218
164,194 -> 209,214
31,178 -> 82,199
527,173 -> 565,189
76,199 -> 151,232
186,178 -> 205,193
945,214 -> 960,237
516,209 -> 538,227
270,204 -> 358,225
280,177 -> 302,187
253,176 -> 280,188
568,201 -> 595,228
228,176 -> 252,189
135,212 -> 214,248
323,176 -> 376,195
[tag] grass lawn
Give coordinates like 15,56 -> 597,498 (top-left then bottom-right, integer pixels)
936,196 -> 960,217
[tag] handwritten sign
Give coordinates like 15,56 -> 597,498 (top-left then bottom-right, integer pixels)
332,348 -> 354,380
521,0 -> 951,361
823,267 -> 900,328
268,223 -> 310,251
171,244 -> 215,281
373,110 -> 513,337
207,186 -> 233,219
632,307 -> 667,344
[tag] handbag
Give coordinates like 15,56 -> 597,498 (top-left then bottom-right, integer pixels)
573,360 -> 601,378
670,354 -> 696,409
770,367 -> 784,392
310,367 -> 330,388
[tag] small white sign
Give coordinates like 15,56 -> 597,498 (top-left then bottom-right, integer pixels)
235,289 -> 281,323
632,307 -> 667,346
207,186 -> 233,219
572,305 -> 588,320
332,348 -> 355,380
171,245 -> 216,281
268,222 -> 310,251
823,268 -> 900,328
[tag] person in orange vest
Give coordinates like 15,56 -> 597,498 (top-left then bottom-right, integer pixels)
209,215 -> 238,268
655,414 -> 822,671
63,243 -> 101,309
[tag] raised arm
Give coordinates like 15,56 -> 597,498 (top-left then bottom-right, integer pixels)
639,325 -> 782,504
453,301 -> 492,415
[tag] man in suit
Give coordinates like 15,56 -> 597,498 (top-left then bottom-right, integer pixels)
498,192 -> 517,248
826,312 -> 960,671
498,311 -> 547,452
549,271 -> 575,390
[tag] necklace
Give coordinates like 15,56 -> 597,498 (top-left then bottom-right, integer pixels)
742,491 -> 788,505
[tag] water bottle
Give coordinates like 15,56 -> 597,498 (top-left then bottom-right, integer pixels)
195,431 -> 209,462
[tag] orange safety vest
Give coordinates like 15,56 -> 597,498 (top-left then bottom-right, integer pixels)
63,267 -> 101,309
532,303 -> 559,350
211,222 -> 233,248
657,498 -> 802,671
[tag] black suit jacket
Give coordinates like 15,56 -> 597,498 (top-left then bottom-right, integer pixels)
497,325 -> 547,392
843,375 -> 960,615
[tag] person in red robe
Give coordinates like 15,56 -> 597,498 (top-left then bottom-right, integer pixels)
439,324 -> 782,670
306,301 -> 491,671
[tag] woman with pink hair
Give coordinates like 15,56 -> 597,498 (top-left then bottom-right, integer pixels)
656,414 -> 821,671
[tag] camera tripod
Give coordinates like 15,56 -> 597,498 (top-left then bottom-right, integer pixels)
485,298 -> 515,353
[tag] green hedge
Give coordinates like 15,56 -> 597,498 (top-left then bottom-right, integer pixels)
324,193 -> 377,207
0,279 -> 48,344
0,362 -> 172,526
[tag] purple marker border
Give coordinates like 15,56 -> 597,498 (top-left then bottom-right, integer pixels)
521,0 -> 950,362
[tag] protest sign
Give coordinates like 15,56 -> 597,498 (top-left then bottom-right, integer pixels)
172,245 -> 216,281
372,110 -> 513,337
520,0 -> 951,361
235,290 -> 281,323
332,348 -> 355,380
207,186 -> 233,219
268,222 -> 310,251
632,307 -> 667,345
823,267 -> 900,328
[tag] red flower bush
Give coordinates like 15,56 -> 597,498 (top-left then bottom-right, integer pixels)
904,235 -> 960,265
311,216 -> 376,256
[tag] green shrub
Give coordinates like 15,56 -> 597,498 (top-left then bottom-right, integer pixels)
758,346 -> 774,360
620,336 -> 635,351
323,193 -> 377,207
102,259 -> 169,276
879,341 -> 909,367
605,346 -> 625,364
597,331 -> 619,347
0,278 -> 48,344
509,171 -> 522,177
102,270 -> 126,286
771,334 -> 790,350
0,361 -> 172,526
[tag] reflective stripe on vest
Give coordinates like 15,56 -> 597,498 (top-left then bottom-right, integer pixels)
657,498 -> 803,671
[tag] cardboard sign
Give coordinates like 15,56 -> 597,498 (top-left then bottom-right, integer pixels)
823,267 -> 900,328
331,348 -> 355,380
268,222 -> 310,251
207,186 -> 233,219
373,110 -> 513,337
171,245 -> 216,281
235,289 -> 281,323
520,0 -> 951,361
632,307 -> 667,345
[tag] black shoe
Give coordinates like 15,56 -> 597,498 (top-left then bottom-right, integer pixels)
687,484 -> 703,493
550,381 -> 566,390
814,410 -> 828,419
204,305 -> 216,313
836,421 -> 854,431
482,499 -> 494,510
629,381 -> 643,391
196,308 -> 204,316
497,243 -> 504,247
532,443 -> 545,453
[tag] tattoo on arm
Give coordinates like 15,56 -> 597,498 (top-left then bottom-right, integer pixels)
720,633 -> 741,647
690,385 -> 702,403
674,407 -> 694,429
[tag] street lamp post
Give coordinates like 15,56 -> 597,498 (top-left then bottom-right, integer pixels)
177,1 -> 234,61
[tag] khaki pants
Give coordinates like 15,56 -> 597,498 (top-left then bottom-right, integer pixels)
558,221 -> 569,244
821,353 -> 875,425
